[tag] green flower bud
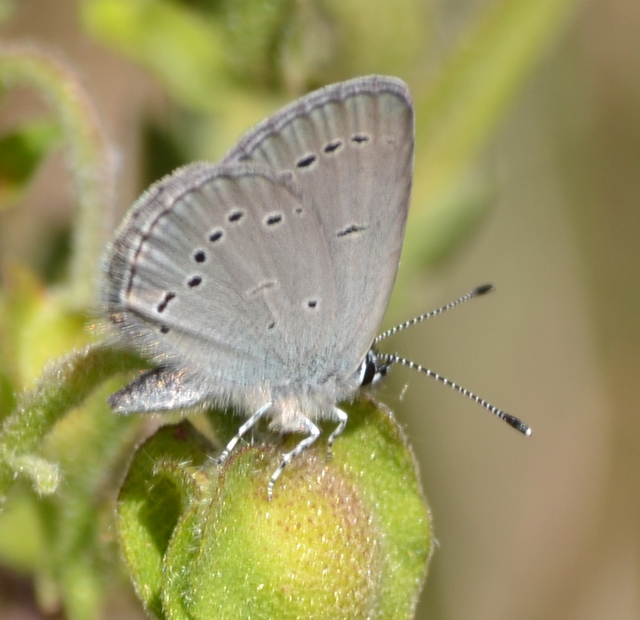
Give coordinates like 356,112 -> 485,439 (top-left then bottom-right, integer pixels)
118,400 -> 431,619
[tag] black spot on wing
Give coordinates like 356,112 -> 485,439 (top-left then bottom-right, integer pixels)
227,209 -> 244,222
337,224 -> 368,238
265,213 -> 283,226
157,292 -> 175,313
296,154 -> 317,169
351,134 -> 370,144
323,140 -> 343,154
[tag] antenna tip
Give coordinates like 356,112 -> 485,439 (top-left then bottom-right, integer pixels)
504,413 -> 532,436
474,284 -> 495,296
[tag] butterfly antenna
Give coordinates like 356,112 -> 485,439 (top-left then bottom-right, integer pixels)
375,284 -> 494,344
378,352 -> 532,436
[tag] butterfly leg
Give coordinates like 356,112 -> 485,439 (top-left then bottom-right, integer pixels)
267,417 -> 320,501
217,402 -> 272,466
326,407 -> 348,462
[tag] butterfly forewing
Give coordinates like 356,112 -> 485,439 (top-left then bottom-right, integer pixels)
224,76 -> 414,376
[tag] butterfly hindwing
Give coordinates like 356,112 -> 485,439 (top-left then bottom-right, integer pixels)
104,165 -> 337,411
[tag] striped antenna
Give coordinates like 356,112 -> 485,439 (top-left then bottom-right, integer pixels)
378,353 -> 531,436
375,284 -> 494,343
375,284 -> 531,436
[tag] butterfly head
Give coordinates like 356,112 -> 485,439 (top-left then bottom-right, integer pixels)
357,348 -> 391,388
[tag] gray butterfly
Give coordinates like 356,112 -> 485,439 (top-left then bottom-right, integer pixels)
102,75 -> 529,498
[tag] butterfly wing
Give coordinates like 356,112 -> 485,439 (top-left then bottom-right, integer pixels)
103,164 -> 338,412
103,76 -> 414,415
223,76 -> 414,381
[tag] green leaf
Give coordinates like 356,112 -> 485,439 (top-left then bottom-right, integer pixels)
33,388 -> 142,620
117,422 -> 217,619
0,342 -> 144,503
0,120 -> 61,209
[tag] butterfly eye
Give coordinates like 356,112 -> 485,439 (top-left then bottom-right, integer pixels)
358,351 -> 380,387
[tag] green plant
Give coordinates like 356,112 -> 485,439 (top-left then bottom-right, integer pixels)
0,0 -> 579,617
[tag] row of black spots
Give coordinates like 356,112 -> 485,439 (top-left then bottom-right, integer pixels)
194,209 -> 240,258
295,140 -> 343,171
156,275 -> 203,334
322,133 -> 370,152
295,134 -> 342,172
320,134 -> 370,154
195,209 -> 246,253
294,133 -> 370,171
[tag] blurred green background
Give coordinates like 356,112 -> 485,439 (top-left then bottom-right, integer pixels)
0,0 -> 638,619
